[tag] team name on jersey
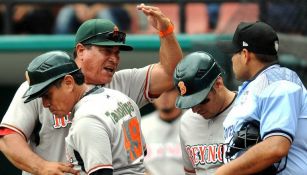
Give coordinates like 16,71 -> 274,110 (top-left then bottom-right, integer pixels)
53,113 -> 72,128
145,143 -> 182,161
105,102 -> 135,123
185,143 -> 223,166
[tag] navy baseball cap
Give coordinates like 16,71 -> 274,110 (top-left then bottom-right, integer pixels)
23,51 -> 80,103
219,21 -> 279,55
75,19 -> 133,51
173,52 -> 222,109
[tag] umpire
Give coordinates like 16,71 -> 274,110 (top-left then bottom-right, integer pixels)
216,21 -> 307,175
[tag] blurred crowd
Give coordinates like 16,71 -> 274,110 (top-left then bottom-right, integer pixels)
0,1 -> 307,35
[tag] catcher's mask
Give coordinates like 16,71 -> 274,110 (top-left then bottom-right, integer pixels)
225,120 -> 261,161
226,120 -> 288,175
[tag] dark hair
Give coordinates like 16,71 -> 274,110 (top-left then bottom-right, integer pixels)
254,53 -> 278,63
53,70 -> 84,87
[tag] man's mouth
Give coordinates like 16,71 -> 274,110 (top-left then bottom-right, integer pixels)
104,67 -> 114,73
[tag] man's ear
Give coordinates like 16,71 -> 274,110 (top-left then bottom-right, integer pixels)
76,43 -> 86,61
214,76 -> 223,89
63,75 -> 74,90
241,48 -> 251,65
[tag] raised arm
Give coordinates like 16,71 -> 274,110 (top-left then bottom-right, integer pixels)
0,133 -> 79,175
137,4 -> 183,96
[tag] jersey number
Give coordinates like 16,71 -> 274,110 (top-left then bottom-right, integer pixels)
122,117 -> 143,162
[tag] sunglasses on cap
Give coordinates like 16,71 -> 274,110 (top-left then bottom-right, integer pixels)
80,31 -> 126,44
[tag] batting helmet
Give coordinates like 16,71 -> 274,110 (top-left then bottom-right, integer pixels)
173,51 -> 222,109
23,51 -> 80,103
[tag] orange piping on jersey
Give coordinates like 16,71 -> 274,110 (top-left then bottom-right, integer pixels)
0,123 -> 27,141
87,164 -> 113,175
145,65 -> 160,101
144,64 -> 160,101
143,65 -> 151,101
184,167 -> 196,173
0,128 -> 16,135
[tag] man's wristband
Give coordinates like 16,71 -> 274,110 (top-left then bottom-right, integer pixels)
159,23 -> 174,38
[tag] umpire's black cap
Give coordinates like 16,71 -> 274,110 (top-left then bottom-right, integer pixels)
173,51 -> 222,109
218,21 -> 279,55
23,51 -> 80,103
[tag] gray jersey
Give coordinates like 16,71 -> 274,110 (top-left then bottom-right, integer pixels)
180,103 -> 234,175
141,111 -> 184,175
0,65 -> 153,175
65,87 -> 145,174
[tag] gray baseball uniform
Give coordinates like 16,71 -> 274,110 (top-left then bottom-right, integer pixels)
0,65 -> 153,175
141,111 -> 184,175
179,103 -> 234,175
65,87 -> 145,174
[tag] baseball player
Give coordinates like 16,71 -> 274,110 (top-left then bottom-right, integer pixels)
141,88 -> 184,175
23,51 -> 146,174
215,21 -> 307,175
0,4 -> 182,175
174,51 -> 236,175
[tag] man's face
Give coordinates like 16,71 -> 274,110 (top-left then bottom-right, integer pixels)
41,80 -> 75,116
78,45 -> 120,85
191,89 -> 224,119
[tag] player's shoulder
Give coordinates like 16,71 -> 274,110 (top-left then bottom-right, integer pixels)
80,87 -> 133,107
103,87 -> 135,102
260,80 -> 303,98
16,81 -> 30,96
111,65 -> 150,81
181,109 -> 201,120
12,81 -> 42,105
20,81 -> 29,88
85,87 -> 139,114
253,66 -> 302,92
181,109 -> 205,127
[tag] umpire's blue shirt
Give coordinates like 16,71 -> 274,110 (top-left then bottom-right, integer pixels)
223,64 -> 307,174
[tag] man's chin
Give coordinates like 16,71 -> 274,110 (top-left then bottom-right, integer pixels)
87,74 -> 113,85
100,77 -> 113,85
